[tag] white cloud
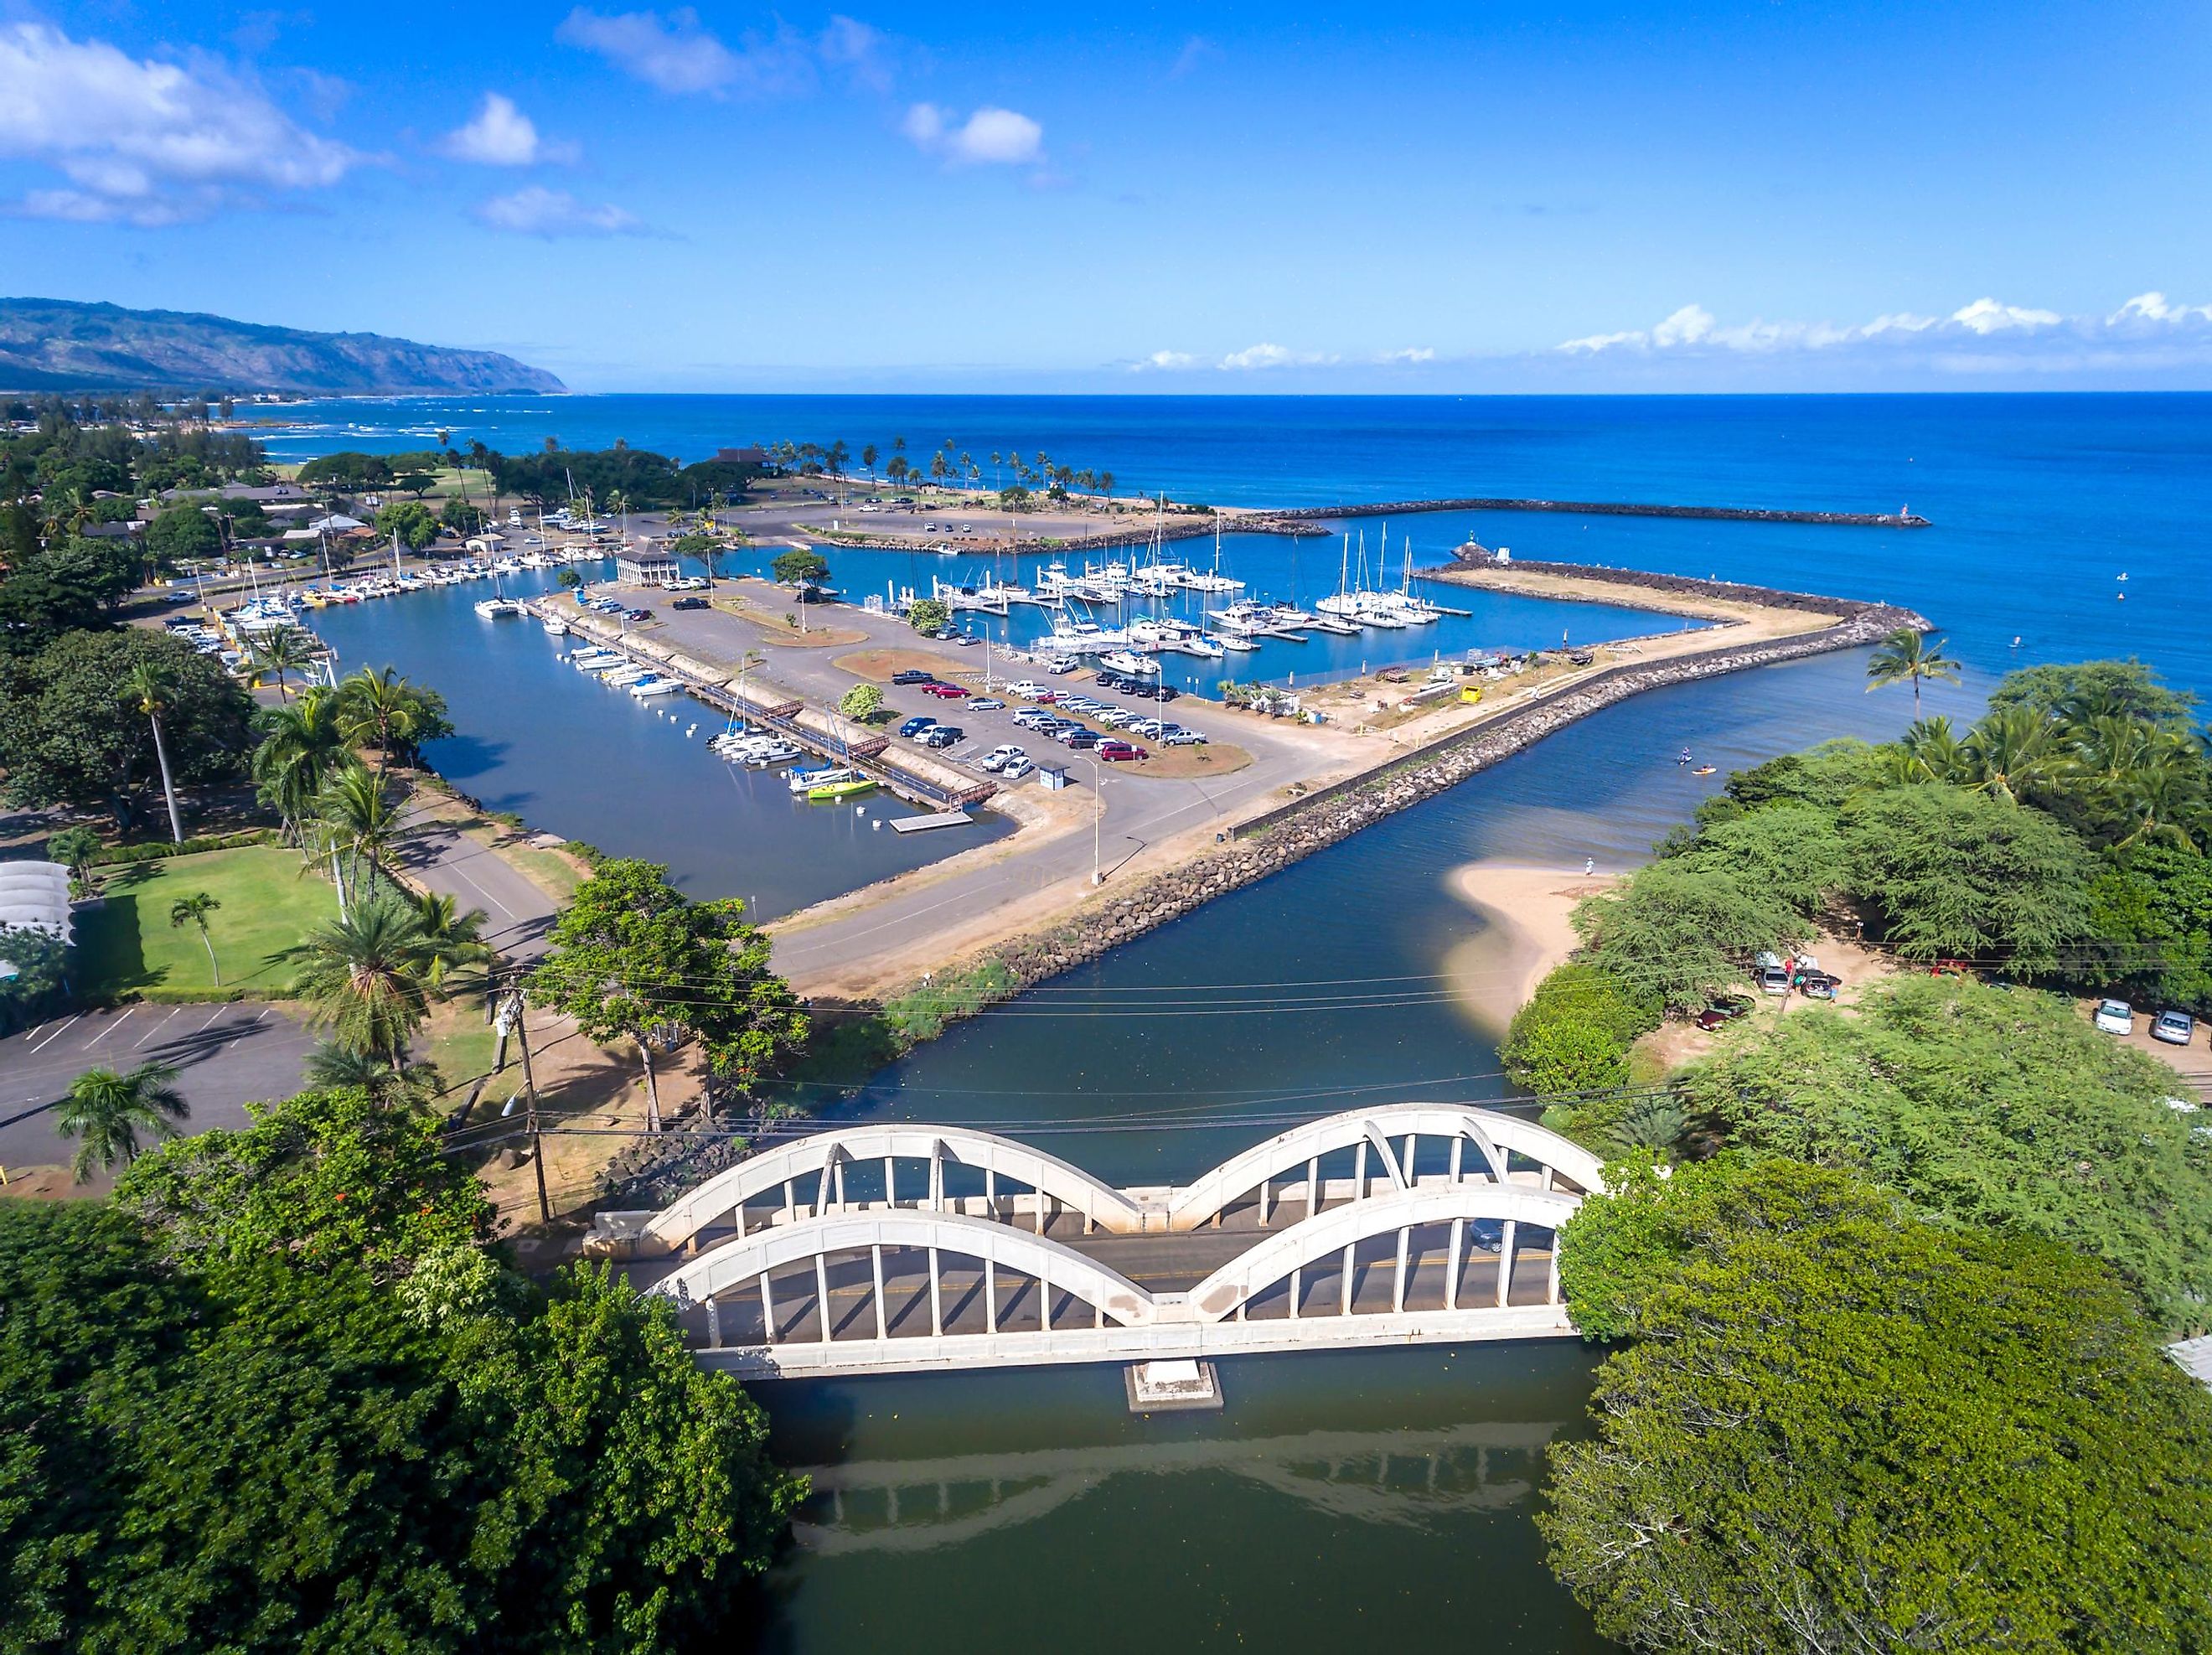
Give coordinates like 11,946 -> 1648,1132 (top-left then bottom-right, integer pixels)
1554,292 -> 2212,377
1169,36 -> 1217,78
1132,349 -> 1196,371
441,93 -> 572,166
903,102 -> 1044,166
1382,346 -> 1436,364
558,7 -> 886,98
1949,297 -> 2061,335
1217,343 -> 1337,370
474,185 -> 641,237
0,21 -> 358,224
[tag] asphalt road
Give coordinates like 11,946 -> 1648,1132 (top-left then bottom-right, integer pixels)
641,596 -> 1322,985
395,820 -> 561,962
0,1002 -> 317,1187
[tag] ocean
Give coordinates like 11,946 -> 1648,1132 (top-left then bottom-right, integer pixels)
262,390 -> 2212,696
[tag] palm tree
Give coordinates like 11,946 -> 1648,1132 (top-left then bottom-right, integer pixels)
2111,762 -> 2204,851
313,761 -> 406,915
121,659 -> 186,844
55,1062 -> 188,1183
168,891 -> 223,985
410,889 -> 494,991
252,689 -> 348,846
1961,706 -> 2058,804
286,894 -> 437,1068
1895,715 -> 1969,784
246,628 -> 317,701
1864,628 -> 1961,714
302,1040 -> 445,1107
335,665 -> 448,775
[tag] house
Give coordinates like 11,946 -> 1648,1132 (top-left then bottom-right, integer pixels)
307,514 -> 365,533
715,447 -> 768,468
617,543 -> 682,588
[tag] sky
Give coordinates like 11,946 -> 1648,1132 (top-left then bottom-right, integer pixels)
1,1 -> 2209,392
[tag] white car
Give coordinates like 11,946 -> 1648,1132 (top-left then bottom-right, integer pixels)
2094,998 -> 2134,1035
1162,729 -> 1209,747
1012,709 -> 1057,730
1096,707 -> 1134,727
1001,756 -> 1035,780
1046,657 -> 1079,675
1008,680 -> 1046,699
979,744 -> 1026,773
1129,717 -> 1165,738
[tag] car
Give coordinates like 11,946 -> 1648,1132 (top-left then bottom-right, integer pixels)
930,627 -> 959,641
624,608 -> 653,621
1063,696 -> 1103,714
957,634 -> 984,647
923,682 -> 969,699
1008,680 -> 1046,699
1693,1006 -> 1734,1032
1046,657 -> 1080,675
1096,707 -> 1135,727
892,670 -> 936,685
1098,742 -> 1149,762
1162,729 -> 1209,747
1012,709 -> 1056,730
1056,727 -> 1098,747
1001,756 -> 1035,780
1129,718 -> 1165,738
979,745 -> 1026,773
671,596 -> 708,610
921,726 -> 963,748
2094,998 -> 2134,1036
2153,1010 -> 2196,1046
1093,671 -> 1123,687
1755,951 -> 1791,996
966,696 -> 1006,711
1799,972 -> 1842,1001
897,716 -> 938,739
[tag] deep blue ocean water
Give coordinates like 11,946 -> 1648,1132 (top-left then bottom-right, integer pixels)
264,392 -> 2212,696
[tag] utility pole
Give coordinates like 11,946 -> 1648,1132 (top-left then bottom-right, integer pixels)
509,975 -> 550,1223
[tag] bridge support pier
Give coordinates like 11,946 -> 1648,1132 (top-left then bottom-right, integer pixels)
1393,1226 -> 1409,1312
760,1271 -> 776,1344
871,1245 -> 887,1339
1497,1220 -> 1517,1307
1447,1218 -> 1465,1311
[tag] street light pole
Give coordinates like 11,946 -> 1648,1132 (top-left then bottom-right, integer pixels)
509,975 -> 550,1224
1087,756 -> 1104,884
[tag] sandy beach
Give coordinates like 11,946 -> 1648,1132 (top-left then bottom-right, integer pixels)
1439,861 -> 1616,1035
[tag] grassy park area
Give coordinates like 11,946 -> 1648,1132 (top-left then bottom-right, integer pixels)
74,846 -> 335,1000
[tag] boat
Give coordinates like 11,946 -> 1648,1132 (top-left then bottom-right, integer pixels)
1693,765 -> 1717,777
788,763 -> 848,793
628,677 -> 685,697
541,615 -> 569,636
473,598 -> 522,619
1099,649 -> 1159,677
1216,634 -> 1258,653
807,775 -> 877,801
742,739 -> 804,766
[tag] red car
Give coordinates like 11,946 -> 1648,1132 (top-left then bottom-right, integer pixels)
922,682 -> 968,698
1097,741 -> 1149,762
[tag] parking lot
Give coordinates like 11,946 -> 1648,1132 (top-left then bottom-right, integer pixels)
0,1002 -> 316,1191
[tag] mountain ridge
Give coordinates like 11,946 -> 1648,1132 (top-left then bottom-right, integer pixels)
0,298 -> 565,395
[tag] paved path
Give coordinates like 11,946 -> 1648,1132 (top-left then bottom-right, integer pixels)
0,1002 -> 317,1188
395,820 -> 562,963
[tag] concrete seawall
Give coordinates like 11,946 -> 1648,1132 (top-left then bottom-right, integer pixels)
927,598 -> 1927,1000
1277,497 -> 1931,528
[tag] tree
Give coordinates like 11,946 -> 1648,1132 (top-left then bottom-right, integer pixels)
1839,783 -> 2092,972
245,627 -> 317,701
838,682 -> 885,722
439,497 -> 485,537
313,760 -> 407,910
906,597 -> 949,634
54,1061 -> 188,1182
375,499 -> 438,551
116,1084 -> 493,1279
121,657 -> 187,844
555,566 -> 583,590
47,824 -> 101,893
1676,975 -> 2212,1329
2085,841 -> 2212,1013
0,628 -> 252,831
301,1042 -> 447,1109
408,888 -> 493,992
1666,802 -> 1848,917
1864,626 -> 1961,713
1501,964 -> 1662,1095
530,859 -> 806,1133
1543,1156 -> 2212,1654
168,891 -> 222,985
1573,861 -> 1806,1008
861,442 -> 879,479
143,502 -> 220,567
335,664 -> 452,773
772,547 -> 830,587
286,893 -> 441,1068
1987,656 -> 2198,730
251,687 -> 348,844
0,535 -> 138,646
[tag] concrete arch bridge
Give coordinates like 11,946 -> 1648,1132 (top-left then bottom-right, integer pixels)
592,1103 -> 1605,1379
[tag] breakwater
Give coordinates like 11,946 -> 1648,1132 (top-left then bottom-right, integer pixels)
1435,555 -> 1893,618
898,593 -> 1926,1006
1276,497 -> 1931,528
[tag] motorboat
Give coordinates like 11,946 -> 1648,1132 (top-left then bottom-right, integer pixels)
628,677 -> 684,697
742,739 -> 804,766
1100,649 -> 1159,677
541,616 -> 569,636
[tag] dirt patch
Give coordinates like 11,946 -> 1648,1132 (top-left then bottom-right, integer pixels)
1121,742 -> 1253,780
835,647 -> 964,682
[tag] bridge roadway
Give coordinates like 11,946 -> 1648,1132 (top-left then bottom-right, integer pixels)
602,1103 -> 1603,1379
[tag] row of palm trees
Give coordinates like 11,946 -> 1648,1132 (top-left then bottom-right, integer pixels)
1866,631 -> 2209,851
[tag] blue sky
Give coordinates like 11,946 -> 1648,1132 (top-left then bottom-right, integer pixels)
3,1 -> 2208,390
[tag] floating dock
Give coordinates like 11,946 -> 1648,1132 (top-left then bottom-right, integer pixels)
890,810 -> 974,834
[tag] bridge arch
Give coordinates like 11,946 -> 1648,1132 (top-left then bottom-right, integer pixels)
648,1207 -> 1158,1330
1186,1182 -> 1582,1321
633,1123 -> 1150,1253
1166,1103 -> 1603,1233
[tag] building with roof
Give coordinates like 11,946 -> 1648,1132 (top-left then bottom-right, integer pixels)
618,542 -> 681,588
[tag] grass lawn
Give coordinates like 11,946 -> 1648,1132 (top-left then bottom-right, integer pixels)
75,846 -> 337,1000
422,995 -> 500,1105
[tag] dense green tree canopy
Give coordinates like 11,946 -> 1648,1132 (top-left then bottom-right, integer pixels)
1573,860 -> 1807,1009
1677,975 -> 2212,1330
490,447 -> 682,509
0,627 -> 253,829
0,535 -> 139,648
1546,1156 -> 2212,1654
1501,963 -> 1662,1096
771,548 -> 829,587
375,499 -> 439,551
144,502 -> 221,566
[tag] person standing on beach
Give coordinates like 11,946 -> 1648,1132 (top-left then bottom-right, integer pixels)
1584,856 -> 1595,877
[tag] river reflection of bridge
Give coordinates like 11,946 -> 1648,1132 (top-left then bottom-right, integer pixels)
793,1420 -> 1565,1555
597,1104 -> 1605,1380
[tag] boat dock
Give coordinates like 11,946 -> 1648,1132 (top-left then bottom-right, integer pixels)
524,598 -> 996,813
889,810 -> 974,834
